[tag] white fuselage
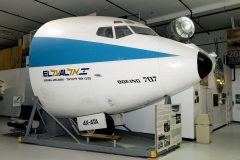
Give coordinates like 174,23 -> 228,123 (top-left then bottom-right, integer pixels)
29,16 -> 203,117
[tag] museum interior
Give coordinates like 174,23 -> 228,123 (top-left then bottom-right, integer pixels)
0,0 -> 240,159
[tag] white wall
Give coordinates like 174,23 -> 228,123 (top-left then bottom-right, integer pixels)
206,64 -> 229,129
123,87 -> 196,139
0,68 -> 34,117
172,87 -> 195,139
232,68 -> 240,122
122,102 -> 158,134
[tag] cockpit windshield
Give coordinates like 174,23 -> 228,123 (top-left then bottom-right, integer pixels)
130,26 -> 159,36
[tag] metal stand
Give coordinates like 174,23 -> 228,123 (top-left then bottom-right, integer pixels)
22,97 -> 156,158
24,97 -> 80,143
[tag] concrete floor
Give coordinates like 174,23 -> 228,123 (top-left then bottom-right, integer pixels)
1,116 -> 240,160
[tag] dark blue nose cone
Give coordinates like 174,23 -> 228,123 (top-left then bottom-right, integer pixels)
197,52 -> 212,79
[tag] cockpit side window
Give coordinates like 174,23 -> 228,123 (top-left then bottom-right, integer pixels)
96,27 -> 113,38
114,26 -> 132,39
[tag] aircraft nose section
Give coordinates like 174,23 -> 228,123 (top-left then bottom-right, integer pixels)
197,52 -> 212,79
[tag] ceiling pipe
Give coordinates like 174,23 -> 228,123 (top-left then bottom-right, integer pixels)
195,26 -> 231,34
34,0 -> 77,17
105,0 -> 147,24
0,25 -> 28,34
0,9 -> 43,24
178,0 -> 193,16
192,19 -> 210,35
195,6 -> 240,19
178,0 -> 209,35
150,4 -> 240,31
196,40 -> 227,47
119,13 -> 140,19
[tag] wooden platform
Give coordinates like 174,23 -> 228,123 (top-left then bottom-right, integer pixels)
81,133 -> 121,140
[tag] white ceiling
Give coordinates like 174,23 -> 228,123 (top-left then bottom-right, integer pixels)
0,0 -> 240,49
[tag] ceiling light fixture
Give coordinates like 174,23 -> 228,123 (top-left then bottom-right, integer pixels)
167,17 -> 195,42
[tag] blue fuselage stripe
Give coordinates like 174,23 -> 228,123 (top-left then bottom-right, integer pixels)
29,37 -> 176,67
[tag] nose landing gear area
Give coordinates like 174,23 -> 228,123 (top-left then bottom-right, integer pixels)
94,114 -> 115,135
83,114 -> 116,135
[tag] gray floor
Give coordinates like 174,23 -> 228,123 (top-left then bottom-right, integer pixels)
1,116 -> 240,160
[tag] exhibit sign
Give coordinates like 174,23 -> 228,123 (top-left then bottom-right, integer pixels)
155,104 -> 171,153
155,104 -> 181,154
225,28 -> 240,66
225,51 -> 240,66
